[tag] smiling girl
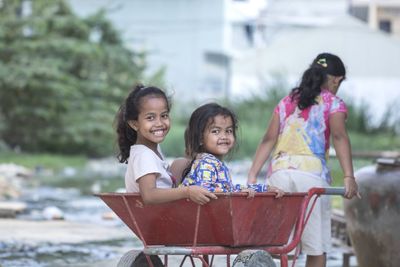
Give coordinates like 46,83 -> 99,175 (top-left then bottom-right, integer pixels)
181,103 -> 283,197
115,85 -> 217,205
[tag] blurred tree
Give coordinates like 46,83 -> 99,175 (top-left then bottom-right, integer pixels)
0,0 -> 161,156
232,76 -> 288,127
345,100 -> 371,133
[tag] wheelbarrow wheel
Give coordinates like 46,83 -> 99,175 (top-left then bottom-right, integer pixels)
117,250 -> 163,267
233,250 -> 276,267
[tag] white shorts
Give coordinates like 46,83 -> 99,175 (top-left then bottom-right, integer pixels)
268,170 -> 331,255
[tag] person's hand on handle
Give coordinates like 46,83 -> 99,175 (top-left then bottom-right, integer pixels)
269,185 -> 285,198
241,188 -> 256,198
186,186 -> 217,205
344,176 -> 361,199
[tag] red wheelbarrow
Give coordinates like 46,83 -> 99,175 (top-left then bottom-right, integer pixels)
96,187 -> 344,267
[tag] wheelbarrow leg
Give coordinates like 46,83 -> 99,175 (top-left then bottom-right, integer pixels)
203,255 -> 209,267
280,254 -> 288,267
164,255 -> 168,266
195,255 -> 211,267
179,255 -> 197,267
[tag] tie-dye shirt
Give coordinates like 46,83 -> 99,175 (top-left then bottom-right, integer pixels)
268,89 -> 347,184
182,153 -> 267,193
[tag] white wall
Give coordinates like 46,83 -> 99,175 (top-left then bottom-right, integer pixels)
69,0 -> 226,100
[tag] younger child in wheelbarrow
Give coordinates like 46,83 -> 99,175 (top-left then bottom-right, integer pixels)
180,103 -> 284,198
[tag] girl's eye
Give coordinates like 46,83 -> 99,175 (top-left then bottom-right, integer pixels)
226,129 -> 233,134
146,115 -> 155,120
211,129 -> 220,134
162,113 -> 169,119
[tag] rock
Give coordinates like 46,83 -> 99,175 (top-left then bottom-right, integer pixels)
0,175 -> 21,199
116,187 -> 126,193
0,163 -> 33,200
102,211 -> 117,220
0,201 -> 27,218
42,206 -> 64,220
85,157 -> 126,177
61,167 -> 77,177
0,163 -> 33,179
90,182 -> 101,194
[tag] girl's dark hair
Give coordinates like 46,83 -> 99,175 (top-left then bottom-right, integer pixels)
182,103 -> 238,177
290,52 -> 346,110
115,84 -> 170,163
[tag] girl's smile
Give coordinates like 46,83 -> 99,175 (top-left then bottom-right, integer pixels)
151,128 -> 168,137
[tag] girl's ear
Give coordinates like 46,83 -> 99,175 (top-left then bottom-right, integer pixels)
127,120 -> 138,131
334,76 -> 344,85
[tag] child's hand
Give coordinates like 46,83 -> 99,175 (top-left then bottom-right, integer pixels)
187,186 -> 218,205
269,186 -> 285,198
241,188 -> 256,198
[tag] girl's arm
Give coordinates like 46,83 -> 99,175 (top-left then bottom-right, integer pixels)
138,173 -> 217,205
247,113 -> 280,183
329,112 -> 360,199
170,157 -> 191,184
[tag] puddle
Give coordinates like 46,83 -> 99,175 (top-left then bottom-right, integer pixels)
0,239 -> 140,267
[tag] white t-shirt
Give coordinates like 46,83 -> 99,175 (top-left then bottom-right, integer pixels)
125,144 -> 173,192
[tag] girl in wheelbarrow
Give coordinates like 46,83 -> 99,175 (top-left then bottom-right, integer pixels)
116,84 -> 217,205
180,103 -> 284,198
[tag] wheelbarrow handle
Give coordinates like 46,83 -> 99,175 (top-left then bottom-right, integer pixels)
308,187 -> 345,196
323,187 -> 345,196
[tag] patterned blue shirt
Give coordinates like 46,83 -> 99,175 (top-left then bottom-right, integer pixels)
181,153 -> 267,193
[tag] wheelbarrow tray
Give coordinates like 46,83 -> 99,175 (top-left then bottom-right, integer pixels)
97,192 -> 306,247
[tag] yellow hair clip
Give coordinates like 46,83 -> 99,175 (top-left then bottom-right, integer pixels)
316,58 -> 328,68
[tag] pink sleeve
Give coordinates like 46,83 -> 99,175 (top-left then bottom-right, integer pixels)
273,104 -> 280,114
329,96 -> 347,117
274,96 -> 287,114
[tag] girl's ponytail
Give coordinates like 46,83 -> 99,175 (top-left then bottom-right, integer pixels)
291,67 -> 326,110
115,85 -> 143,163
115,103 -> 137,163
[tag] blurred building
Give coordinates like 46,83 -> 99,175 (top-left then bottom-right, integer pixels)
69,0 -> 268,102
349,0 -> 400,37
69,0 -> 400,121
231,0 -> 400,123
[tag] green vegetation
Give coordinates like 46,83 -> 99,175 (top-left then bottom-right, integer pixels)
162,78 -> 399,159
349,131 -> 400,151
0,0 -> 163,157
0,151 -> 87,170
162,123 -> 186,157
39,173 -> 123,195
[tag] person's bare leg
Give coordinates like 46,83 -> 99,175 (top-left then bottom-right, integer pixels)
305,254 -> 326,267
